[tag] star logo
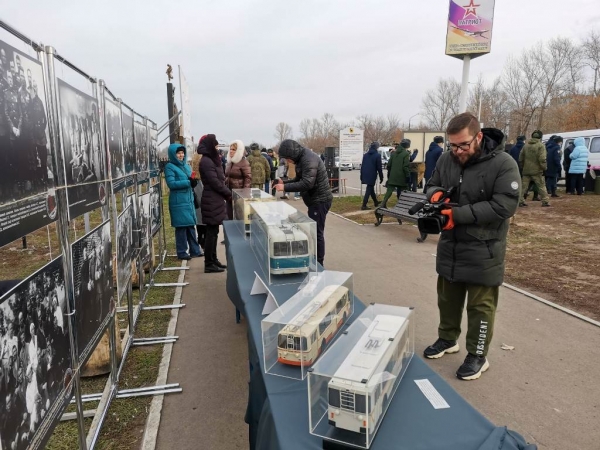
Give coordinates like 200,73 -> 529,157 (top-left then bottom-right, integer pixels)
463,0 -> 480,18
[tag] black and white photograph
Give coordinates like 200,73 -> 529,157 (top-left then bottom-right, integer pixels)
150,183 -> 161,236
71,220 -> 112,361
134,121 -> 148,182
139,192 -> 150,262
57,79 -> 107,219
104,96 -> 125,191
122,108 -> 135,177
0,39 -> 57,248
149,127 -> 159,177
0,257 -> 72,450
0,39 -> 53,207
116,204 -> 133,302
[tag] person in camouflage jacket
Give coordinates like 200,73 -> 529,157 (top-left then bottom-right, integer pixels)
247,143 -> 271,189
518,130 -> 550,207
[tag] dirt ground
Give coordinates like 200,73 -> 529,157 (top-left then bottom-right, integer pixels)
332,190 -> 600,320
505,190 -> 600,320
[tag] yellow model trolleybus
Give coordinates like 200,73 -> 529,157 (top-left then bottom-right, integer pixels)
277,285 -> 351,367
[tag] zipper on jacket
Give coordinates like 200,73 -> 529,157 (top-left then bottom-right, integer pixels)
450,171 -> 464,281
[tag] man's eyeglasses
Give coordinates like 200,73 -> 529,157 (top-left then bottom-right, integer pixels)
449,135 -> 478,152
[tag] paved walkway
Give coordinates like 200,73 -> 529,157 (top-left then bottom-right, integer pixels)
156,212 -> 600,450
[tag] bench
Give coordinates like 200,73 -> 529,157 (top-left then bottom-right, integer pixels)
374,191 -> 428,243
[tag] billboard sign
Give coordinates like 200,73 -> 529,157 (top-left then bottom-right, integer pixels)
339,127 -> 364,166
445,0 -> 495,59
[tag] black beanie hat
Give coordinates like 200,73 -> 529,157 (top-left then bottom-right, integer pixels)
532,130 -> 543,139
434,136 -> 444,144
554,135 -> 563,143
400,138 -> 411,149
517,135 -> 525,142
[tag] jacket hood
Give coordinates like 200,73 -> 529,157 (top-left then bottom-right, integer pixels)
251,148 -> 262,157
168,143 -> 186,166
227,140 -> 245,164
428,142 -> 441,152
477,127 -> 505,159
528,138 -> 540,145
574,137 -> 585,147
546,140 -> 560,151
278,139 -> 306,163
368,142 -> 379,154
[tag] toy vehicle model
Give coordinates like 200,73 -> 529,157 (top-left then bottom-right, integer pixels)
327,315 -> 410,434
277,285 -> 350,366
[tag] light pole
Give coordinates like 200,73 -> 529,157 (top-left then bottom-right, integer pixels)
408,113 -> 420,131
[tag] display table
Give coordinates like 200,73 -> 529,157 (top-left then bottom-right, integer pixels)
223,221 -> 534,450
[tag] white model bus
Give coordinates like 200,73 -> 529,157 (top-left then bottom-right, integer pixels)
251,203 -> 313,275
327,315 -> 410,435
277,285 -> 351,366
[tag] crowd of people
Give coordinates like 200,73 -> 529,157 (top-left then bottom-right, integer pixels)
164,135 -> 333,272
0,265 -> 71,450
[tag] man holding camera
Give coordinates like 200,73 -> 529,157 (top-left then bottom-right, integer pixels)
423,112 -> 520,381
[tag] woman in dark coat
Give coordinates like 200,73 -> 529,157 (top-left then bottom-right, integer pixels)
164,143 -> 201,260
225,139 -> 251,219
198,134 -> 231,273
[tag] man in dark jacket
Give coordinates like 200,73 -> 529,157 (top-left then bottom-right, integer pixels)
275,140 -> 333,266
423,112 -> 520,381
563,140 -> 575,194
545,136 -> 562,197
509,135 -> 525,167
360,142 -> 384,210
381,139 -> 410,208
424,136 -> 444,192
261,147 -> 274,193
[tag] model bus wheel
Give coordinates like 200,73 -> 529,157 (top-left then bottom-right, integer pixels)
342,312 -> 347,323
321,339 -> 326,354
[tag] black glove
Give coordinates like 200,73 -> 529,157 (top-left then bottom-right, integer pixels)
189,177 -> 198,188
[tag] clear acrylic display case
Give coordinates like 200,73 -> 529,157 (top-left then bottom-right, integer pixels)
232,188 -> 275,238
308,304 -> 415,449
250,201 -> 317,285
262,271 -> 354,380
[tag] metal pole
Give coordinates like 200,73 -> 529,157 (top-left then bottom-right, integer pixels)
98,80 -> 119,386
458,55 -> 471,113
166,83 -> 176,145
159,172 -> 168,266
44,45 -> 88,450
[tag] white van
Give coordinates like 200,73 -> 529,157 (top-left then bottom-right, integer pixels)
542,129 -> 600,169
377,147 -> 394,168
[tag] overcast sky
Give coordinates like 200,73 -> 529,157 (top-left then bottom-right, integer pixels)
2,0 -> 599,147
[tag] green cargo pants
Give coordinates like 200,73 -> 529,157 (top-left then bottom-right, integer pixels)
519,174 -> 549,204
381,185 -> 402,208
437,276 -> 499,357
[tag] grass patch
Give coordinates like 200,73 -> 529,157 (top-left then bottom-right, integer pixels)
36,190 -> 183,450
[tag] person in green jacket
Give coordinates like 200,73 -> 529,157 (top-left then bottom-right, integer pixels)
423,113 -> 520,381
381,139 -> 410,208
518,130 -> 550,207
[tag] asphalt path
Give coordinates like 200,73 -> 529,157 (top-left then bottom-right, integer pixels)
156,210 -> 599,450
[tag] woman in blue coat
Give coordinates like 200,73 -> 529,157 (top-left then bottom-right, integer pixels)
568,137 -> 589,195
164,143 -> 202,260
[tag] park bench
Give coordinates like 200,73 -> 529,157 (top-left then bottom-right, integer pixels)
374,191 -> 428,243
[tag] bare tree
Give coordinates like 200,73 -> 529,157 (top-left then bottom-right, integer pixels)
502,51 -> 543,136
421,78 -> 461,129
534,38 -> 581,128
582,29 -> 600,96
274,122 -> 293,144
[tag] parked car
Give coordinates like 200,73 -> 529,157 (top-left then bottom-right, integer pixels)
542,129 -> 600,185
352,162 -> 362,170
340,161 -> 353,171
